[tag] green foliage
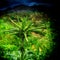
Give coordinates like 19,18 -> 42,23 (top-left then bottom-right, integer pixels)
0,44 -> 20,60
0,11 -> 55,60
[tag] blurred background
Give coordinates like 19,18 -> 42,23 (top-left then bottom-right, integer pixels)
0,0 -> 56,11
0,0 -> 58,19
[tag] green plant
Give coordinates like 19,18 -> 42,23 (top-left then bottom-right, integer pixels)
0,11 -> 55,60
0,44 -> 20,60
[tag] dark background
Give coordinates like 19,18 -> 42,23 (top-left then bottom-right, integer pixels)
0,0 -> 59,60
0,0 -> 56,11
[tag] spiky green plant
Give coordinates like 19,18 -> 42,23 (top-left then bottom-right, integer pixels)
0,11 -> 55,60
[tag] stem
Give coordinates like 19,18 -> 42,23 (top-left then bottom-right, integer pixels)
24,33 -> 28,42
20,31 -> 25,60
9,18 -> 21,29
